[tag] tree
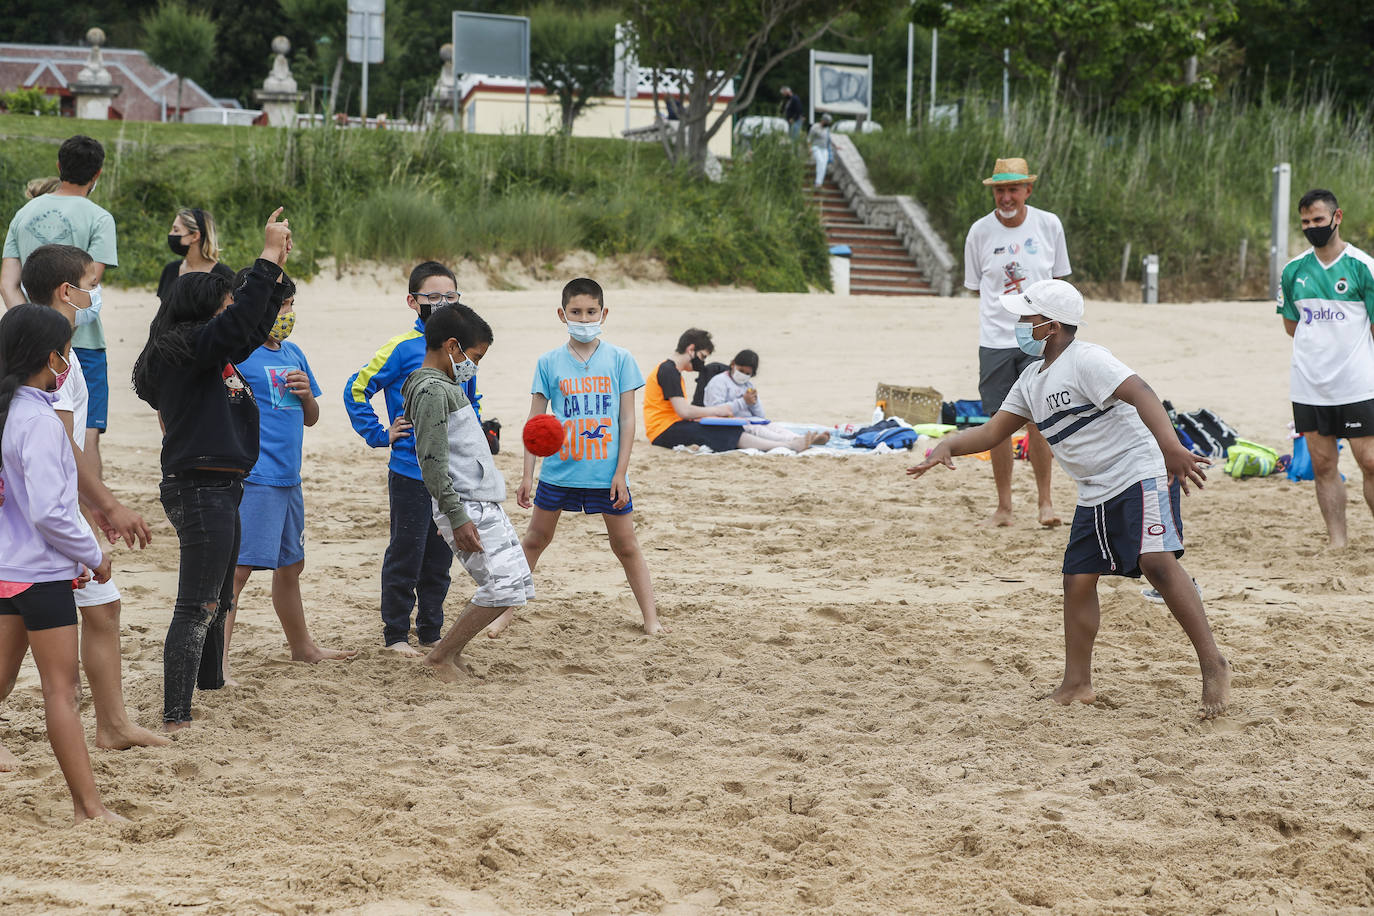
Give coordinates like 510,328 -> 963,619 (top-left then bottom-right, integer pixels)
626,0 -> 900,176
910,0 -> 1238,115
142,0 -> 219,119
528,4 -> 618,133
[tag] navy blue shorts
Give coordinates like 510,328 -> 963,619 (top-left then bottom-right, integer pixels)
1063,476 -> 1184,578
73,347 -> 107,430
533,480 -> 633,516
0,580 -> 79,631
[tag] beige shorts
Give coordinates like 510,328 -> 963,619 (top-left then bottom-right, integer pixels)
433,500 -> 535,608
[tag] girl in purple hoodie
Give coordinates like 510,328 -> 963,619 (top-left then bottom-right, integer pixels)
0,304 -> 123,824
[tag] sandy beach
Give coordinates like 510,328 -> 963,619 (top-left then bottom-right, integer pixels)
2,270 -> 1372,914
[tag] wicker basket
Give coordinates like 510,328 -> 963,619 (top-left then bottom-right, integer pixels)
875,383 -> 942,425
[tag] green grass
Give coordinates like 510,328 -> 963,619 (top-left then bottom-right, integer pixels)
0,119 -> 828,292
855,87 -> 1374,300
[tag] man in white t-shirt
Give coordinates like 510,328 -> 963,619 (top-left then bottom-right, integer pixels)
963,157 -> 1071,528
1276,188 -> 1374,547
13,245 -> 166,759
908,279 -> 1230,720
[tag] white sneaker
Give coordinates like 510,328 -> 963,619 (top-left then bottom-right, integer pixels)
1141,578 -> 1202,603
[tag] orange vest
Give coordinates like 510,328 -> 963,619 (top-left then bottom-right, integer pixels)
643,359 -> 686,443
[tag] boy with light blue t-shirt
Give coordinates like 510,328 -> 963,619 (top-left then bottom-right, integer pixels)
222,276 -> 355,682
488,278 -> 666,637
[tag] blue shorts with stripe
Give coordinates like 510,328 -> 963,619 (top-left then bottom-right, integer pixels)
533,480 -> 633,516
1063,476 -> 1183,578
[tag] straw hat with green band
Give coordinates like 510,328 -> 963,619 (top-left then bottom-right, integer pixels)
982,157 -> 1038,186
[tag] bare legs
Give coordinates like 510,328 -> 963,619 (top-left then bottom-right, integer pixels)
80,601 -> 169,750
224,562 -> 356,682
738,428 -> 828,452
1051,558 -> 1230,718
421,602 -> 506,683
1306,433 -> 1348,547
1308,433 -> 1374,547
988,423 -> 1058,527
1,616 -> 125,824
488,506 -> 665,637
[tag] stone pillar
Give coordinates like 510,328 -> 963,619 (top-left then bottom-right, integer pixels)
428,43 -> 456,130
71,28 -> 122,120
253,36 -> 304,128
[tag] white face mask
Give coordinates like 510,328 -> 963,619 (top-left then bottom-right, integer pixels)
449,345 -> 477,384
567,320 -> 602,343
730,369 -> 752,386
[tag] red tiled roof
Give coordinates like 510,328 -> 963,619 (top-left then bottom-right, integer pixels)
0,42 -> 218,121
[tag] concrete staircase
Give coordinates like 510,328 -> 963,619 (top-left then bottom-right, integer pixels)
809,179 -> 936,296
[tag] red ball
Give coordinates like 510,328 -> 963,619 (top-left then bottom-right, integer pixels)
523,414 -> 566,457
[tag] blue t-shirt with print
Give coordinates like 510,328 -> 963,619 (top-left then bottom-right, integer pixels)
237,341 -> 322,487
532,341 -> 645,489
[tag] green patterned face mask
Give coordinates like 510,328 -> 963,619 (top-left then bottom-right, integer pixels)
268,311 -> 295,342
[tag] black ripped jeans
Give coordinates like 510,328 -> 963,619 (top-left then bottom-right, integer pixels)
160,473 -> 243,724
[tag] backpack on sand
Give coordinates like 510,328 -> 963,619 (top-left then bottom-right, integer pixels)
1223,439 -> 1278,478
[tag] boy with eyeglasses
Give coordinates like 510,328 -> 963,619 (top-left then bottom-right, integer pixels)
344,261 -> 477,654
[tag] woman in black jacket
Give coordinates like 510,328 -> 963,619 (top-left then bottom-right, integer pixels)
132,208 -> 292,731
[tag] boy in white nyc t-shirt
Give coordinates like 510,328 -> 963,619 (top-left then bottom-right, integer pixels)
909,279 -> 1231,720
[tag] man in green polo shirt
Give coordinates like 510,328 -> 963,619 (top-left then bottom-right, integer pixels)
1278,188 -> 1374,547
1,135 -> 117,474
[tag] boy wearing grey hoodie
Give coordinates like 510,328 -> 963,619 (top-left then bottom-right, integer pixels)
401,304 -> 533,682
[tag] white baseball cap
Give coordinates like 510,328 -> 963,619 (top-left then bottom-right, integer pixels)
1000,278 -> 1084,325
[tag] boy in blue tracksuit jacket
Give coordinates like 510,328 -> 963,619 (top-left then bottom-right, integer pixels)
344,261 -> 479,652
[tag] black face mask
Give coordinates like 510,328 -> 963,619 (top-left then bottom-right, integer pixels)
418,302 -> 433,323
691,354 -> 707,372
168,233 -> 191,257
1303,219 -> 1338,248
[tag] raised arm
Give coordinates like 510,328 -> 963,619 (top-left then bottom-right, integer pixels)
1112,374 -> 1209,493
191,210 -> 291,366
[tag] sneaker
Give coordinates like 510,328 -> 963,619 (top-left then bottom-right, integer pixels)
1141,578 -> 1202,604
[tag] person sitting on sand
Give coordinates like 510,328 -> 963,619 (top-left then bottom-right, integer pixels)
0,304 -> 126,822
644,330 -> 827,453
401,304 -> 534,682
702,348 -> 820,450
907,279 -> 1231,719
222,272 -> 356,683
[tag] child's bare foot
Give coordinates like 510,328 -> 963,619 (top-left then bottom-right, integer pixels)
642,619 -> 670,636
0,744 -> 20,771
384,641 -> 423,658
1043,681 -> 1095,706
982,507 -> 1014,528
75,804 -> 129,825
292,645 -> 358,663
809,430 -> 830,446
1199,657 -> 1232,720
222,674 -> 242,687
486,608 -> 517,638
421,655 -> 472,684
1038,502 -> 1062,527
95,723 -> 172,751
161,721 -> 192,735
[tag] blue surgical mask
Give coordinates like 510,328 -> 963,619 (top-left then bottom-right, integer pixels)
449,348 -> 477,384
70,283 -> 101,312
1014,320 -> 1053,357
567,320 -> 602,343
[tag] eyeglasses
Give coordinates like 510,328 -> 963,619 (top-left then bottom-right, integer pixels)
413,291 -> 462,305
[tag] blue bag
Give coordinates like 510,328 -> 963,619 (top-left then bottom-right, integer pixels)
853,419 -> 920,450
1287,437 -> 1343,481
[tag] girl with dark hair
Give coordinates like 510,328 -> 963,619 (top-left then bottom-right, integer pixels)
157,207 -> 234,304
0,304 -> 123,823
133,208 -> 292,732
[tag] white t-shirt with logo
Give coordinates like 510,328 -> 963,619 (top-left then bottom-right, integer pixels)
53,348 -> 89,445
1000,340 -> 1165,506
964,206 -> 1071,348
1277,245 -> 1374,406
